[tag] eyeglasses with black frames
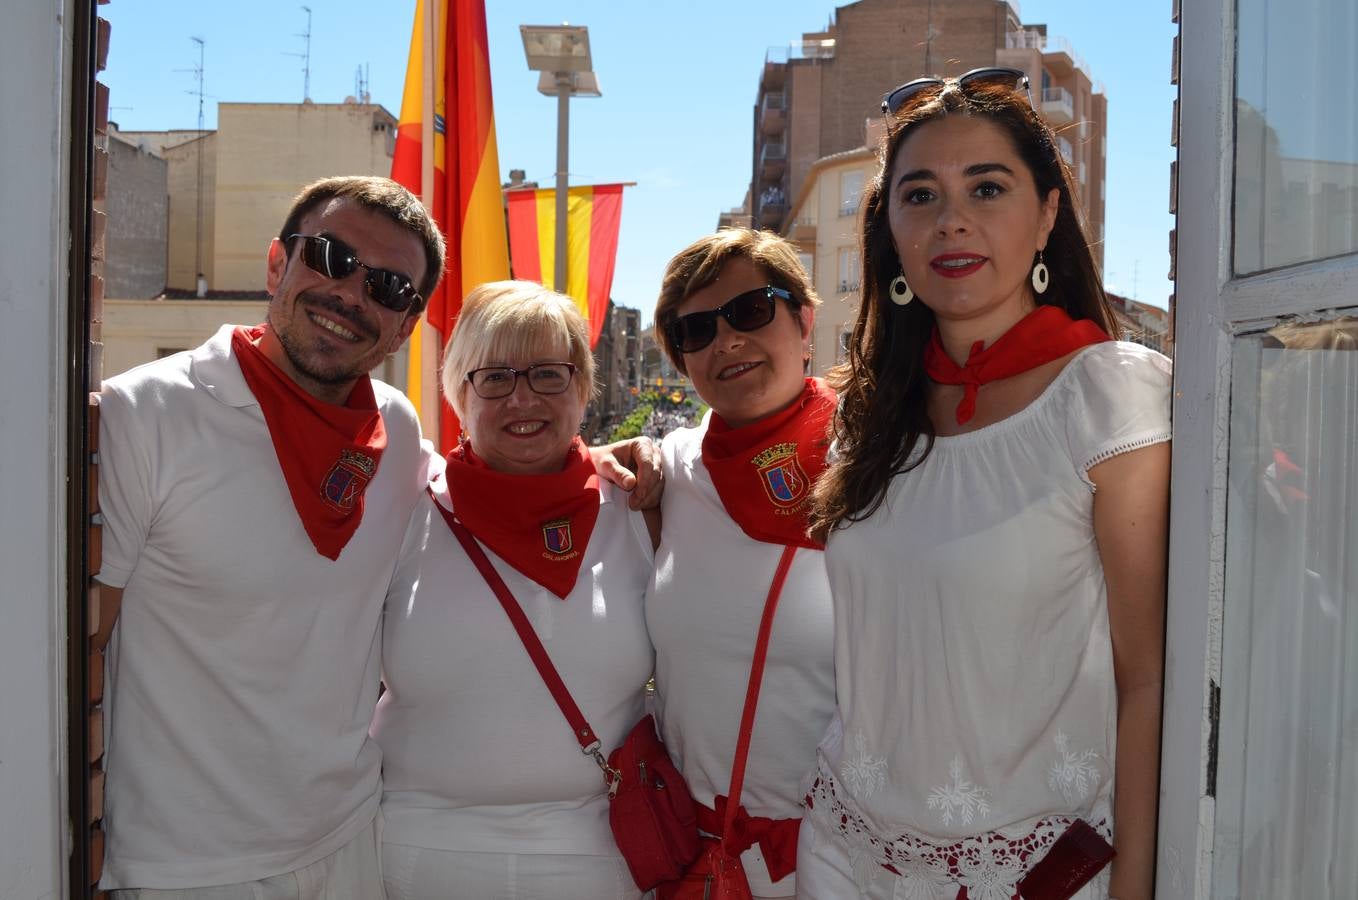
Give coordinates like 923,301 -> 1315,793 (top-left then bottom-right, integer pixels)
880,66 -> 1032,117
465,362 -> 579,399
666,285 -> 794,354
285,233 -> 422,313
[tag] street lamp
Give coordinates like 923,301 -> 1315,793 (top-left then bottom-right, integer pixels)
520,24 -> 601,293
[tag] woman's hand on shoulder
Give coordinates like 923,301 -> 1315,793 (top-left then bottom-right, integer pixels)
589,436 -> 664,510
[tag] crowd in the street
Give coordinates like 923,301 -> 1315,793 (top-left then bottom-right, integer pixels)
641,404 -> 700,440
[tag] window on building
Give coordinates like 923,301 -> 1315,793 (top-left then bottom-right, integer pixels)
840,170 -> 864,217
798,252 -> 814,280
837,247 -> 860,293
837,327 -> 853,364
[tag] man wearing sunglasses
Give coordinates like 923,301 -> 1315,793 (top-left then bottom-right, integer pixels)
94,175 -> 661,899
91,176 -> 444,899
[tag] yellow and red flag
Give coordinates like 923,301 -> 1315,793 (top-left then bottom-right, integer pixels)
505,183 -> 624,349
392,0 -> 509,451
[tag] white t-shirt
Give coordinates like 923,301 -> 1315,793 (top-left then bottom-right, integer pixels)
822,342 -> 1172,842
95,324 -> 428,889
646,418 -> 836,896
373,474 -> 654,857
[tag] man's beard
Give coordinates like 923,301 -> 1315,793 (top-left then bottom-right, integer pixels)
273,291 -> 381,386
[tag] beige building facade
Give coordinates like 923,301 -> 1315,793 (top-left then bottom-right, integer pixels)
116,101 -> 397,295
101,298 -> 408,388
101,299 -> 269,377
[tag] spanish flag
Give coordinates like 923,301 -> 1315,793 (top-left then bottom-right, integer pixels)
392,0 -> 509,451
505,184 -> 624,349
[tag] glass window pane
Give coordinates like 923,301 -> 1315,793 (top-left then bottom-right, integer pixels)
1215,316 -> 1358,898
1233,0 -> 1358,274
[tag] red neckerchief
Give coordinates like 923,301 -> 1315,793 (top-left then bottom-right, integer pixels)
441,437 -> 600,599
701,378 -> 835,551
924,305 -> 1111,425
230,325 -> 387,560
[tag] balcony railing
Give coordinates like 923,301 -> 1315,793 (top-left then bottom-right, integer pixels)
1040,86 -> 1074,124
1005,29 -> 1046,50
762,92 -> 786,111
1057,136 -> 1074,164
760,142 -> 787,165
793,38 -> 836,60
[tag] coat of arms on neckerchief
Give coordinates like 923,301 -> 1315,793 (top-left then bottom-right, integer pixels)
751,442 -> 809,508
320,449 -> 377,511
541,518 -> 574,555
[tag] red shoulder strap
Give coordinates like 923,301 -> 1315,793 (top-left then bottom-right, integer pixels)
721,544 -> 798,848
430,489 -> 601,753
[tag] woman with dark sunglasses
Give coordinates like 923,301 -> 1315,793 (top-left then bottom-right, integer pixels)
799,73 -> 1170,899
371,282 -> 655,899
645,229 -> 838,898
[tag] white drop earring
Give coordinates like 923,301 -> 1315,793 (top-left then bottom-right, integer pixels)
1031,251 -> 1050,295
889,272 -> 914,306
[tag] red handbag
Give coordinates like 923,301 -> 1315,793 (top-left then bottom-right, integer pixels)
657,545 -> 799,900
606,714 -> 703,887
438,502 -> 702,890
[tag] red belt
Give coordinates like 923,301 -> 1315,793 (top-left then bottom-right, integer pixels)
696,795 -> 800,883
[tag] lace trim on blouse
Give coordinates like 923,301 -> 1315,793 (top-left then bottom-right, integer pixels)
1081,431 -> 1171,491
805,769 -> 1111,900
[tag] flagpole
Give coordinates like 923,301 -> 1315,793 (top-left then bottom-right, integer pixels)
418,0 -> 440,435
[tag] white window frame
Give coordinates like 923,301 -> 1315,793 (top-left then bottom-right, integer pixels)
840,169 -> 864,218
1161,0 -> 1358,895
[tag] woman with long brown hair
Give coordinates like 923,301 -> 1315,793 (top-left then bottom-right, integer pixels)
799,70 -> 1171,900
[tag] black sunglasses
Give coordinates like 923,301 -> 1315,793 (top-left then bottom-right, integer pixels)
667,286 -> 793,354
286,233 -> 422,313
881,66 -> 1031,116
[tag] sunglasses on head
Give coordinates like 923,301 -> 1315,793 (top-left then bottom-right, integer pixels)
286,233 -> 422,313
667,285 -> 793,354
880,66 -> 1031,116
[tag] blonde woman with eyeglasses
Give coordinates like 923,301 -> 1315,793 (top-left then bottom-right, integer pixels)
371,282 -> 655,900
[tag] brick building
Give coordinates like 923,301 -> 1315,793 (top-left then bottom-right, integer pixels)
105,131 -> 169,298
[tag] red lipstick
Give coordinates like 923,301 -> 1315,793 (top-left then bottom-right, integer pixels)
930,253 -> 987,278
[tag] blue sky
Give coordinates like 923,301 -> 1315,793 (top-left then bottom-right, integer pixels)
102,0 -> 1176,316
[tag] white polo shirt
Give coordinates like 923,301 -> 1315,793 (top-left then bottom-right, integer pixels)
95,324 -> 428,889
373,476 -> 654,857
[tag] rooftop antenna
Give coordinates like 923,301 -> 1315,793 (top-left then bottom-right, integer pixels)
285,6 -> 313,101
355,63 -> 370,104
180,36 -> 207,295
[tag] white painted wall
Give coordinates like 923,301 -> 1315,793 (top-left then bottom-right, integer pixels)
0,1 -> 73,897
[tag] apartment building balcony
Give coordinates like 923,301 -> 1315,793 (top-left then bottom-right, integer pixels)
760,92 -> 786,136
760,142 -> 787,180
756,202 -> 787,231
1006,29 -> 1047,51
787,216 -> 816,244
761,55 -> 787,92
1041,86 -> 1074,124
793,37 -> 836,60
1057,135 -> 1074,164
